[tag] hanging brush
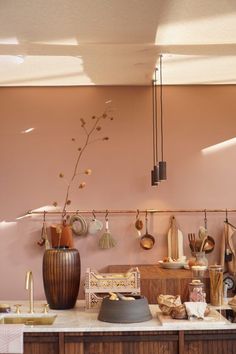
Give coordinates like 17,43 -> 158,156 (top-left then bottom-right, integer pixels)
99,210 -> 116,249
42,220 -> 50,250
37,211 -> 51,249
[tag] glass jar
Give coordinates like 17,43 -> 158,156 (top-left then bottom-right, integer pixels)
209,265 -> 223,306
194,251 -> 208,267
188,279 -> 206,302
190,251 -> 208,277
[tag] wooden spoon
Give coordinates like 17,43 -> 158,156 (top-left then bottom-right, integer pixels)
200,236 -> 208,252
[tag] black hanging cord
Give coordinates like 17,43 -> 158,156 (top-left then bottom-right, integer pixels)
159,54 -> 164,161
158,54 -> 167,181
154,67 -> 158,164
152,79 -> 156,166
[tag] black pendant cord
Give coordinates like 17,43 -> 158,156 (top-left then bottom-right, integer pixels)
159,54 -> 164,162
158,54 -> 167,181
152,79 -> 156,166
154,67 -> 158,164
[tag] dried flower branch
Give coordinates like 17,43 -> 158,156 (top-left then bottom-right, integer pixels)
54,111 -> 113,220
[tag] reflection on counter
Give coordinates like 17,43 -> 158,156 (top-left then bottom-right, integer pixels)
217,309 -> 236,323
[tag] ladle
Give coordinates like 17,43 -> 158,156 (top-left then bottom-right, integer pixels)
202,210 -> 215,253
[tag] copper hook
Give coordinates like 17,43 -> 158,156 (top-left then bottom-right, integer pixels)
92,209 -> 96,219
204,209 -> 207,229
226,208 -> 228,223
105,209 -> 109,221
136,209 -> 140,220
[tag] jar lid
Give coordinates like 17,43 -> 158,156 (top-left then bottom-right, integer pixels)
209,264 -> 223,270
191,265 -> 207,270
189,279 -> 204,286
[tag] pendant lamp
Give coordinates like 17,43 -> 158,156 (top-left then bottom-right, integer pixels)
151,54 -> 167,186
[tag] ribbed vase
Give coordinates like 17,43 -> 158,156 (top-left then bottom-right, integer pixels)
42,248 -> 80,309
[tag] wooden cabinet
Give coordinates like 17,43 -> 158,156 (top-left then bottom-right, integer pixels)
64,332 -> 179,354
24,330 -> 236,354
107,264 -> 210,303
24,333 -> 59,354
184,330 -> 236,354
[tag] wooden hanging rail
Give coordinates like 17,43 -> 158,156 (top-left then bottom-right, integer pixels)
25,208 -> 236,216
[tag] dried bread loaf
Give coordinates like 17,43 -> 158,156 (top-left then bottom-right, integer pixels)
157,294 -> 182,315
170,304 -> 187,319
159,304 -> 173,315
157,294 -> 181,307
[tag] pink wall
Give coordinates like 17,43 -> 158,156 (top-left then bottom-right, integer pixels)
0,85 -> 236,300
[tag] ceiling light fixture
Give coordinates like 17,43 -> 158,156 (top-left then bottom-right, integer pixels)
201,136 -> 236,154
21,127 -> 34,134
151,54 -> 167,186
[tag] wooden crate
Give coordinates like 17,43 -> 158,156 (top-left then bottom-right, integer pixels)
85,267 -> 140,310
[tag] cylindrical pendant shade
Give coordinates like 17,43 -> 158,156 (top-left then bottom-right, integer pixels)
159,161 -> 167,180
151,165 -> 159,186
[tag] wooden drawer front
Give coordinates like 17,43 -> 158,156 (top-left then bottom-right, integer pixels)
184,331 -> 236,354
24,333 -> 59,354
65,332 -> 178,354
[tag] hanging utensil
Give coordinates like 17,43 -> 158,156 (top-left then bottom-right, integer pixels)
200,235 -> 208,252
201,210 -> 215,254
135,209 -> 143,237
37,211 -> 50,249
140,211 -> 155,250
167,216 -> 184,261
188,233 -> 196,252
198,210 -> 208,240
88,210 -> 103,235
70,212 -> 88,236
99,210 -> 116,249
222,209 -> 236,274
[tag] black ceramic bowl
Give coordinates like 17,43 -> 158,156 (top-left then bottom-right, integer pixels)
98,295 -> 152,323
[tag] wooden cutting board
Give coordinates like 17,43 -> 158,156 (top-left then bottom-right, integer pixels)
157,308 -> 227,327
167,216 -> 184,260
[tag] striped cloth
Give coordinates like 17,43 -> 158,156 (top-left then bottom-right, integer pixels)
0,324 -> 24,353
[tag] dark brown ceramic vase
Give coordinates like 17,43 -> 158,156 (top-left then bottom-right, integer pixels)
42,248 -> 80,309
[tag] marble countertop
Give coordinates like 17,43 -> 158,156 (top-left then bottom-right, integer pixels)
0,300 -> 235,333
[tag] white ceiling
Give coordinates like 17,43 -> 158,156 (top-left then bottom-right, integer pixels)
0,0 -> 236,86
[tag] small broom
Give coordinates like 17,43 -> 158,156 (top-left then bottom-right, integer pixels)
99,212 -> 116,249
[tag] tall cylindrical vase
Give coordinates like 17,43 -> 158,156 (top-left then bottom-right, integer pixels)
42,248 -> 80,309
